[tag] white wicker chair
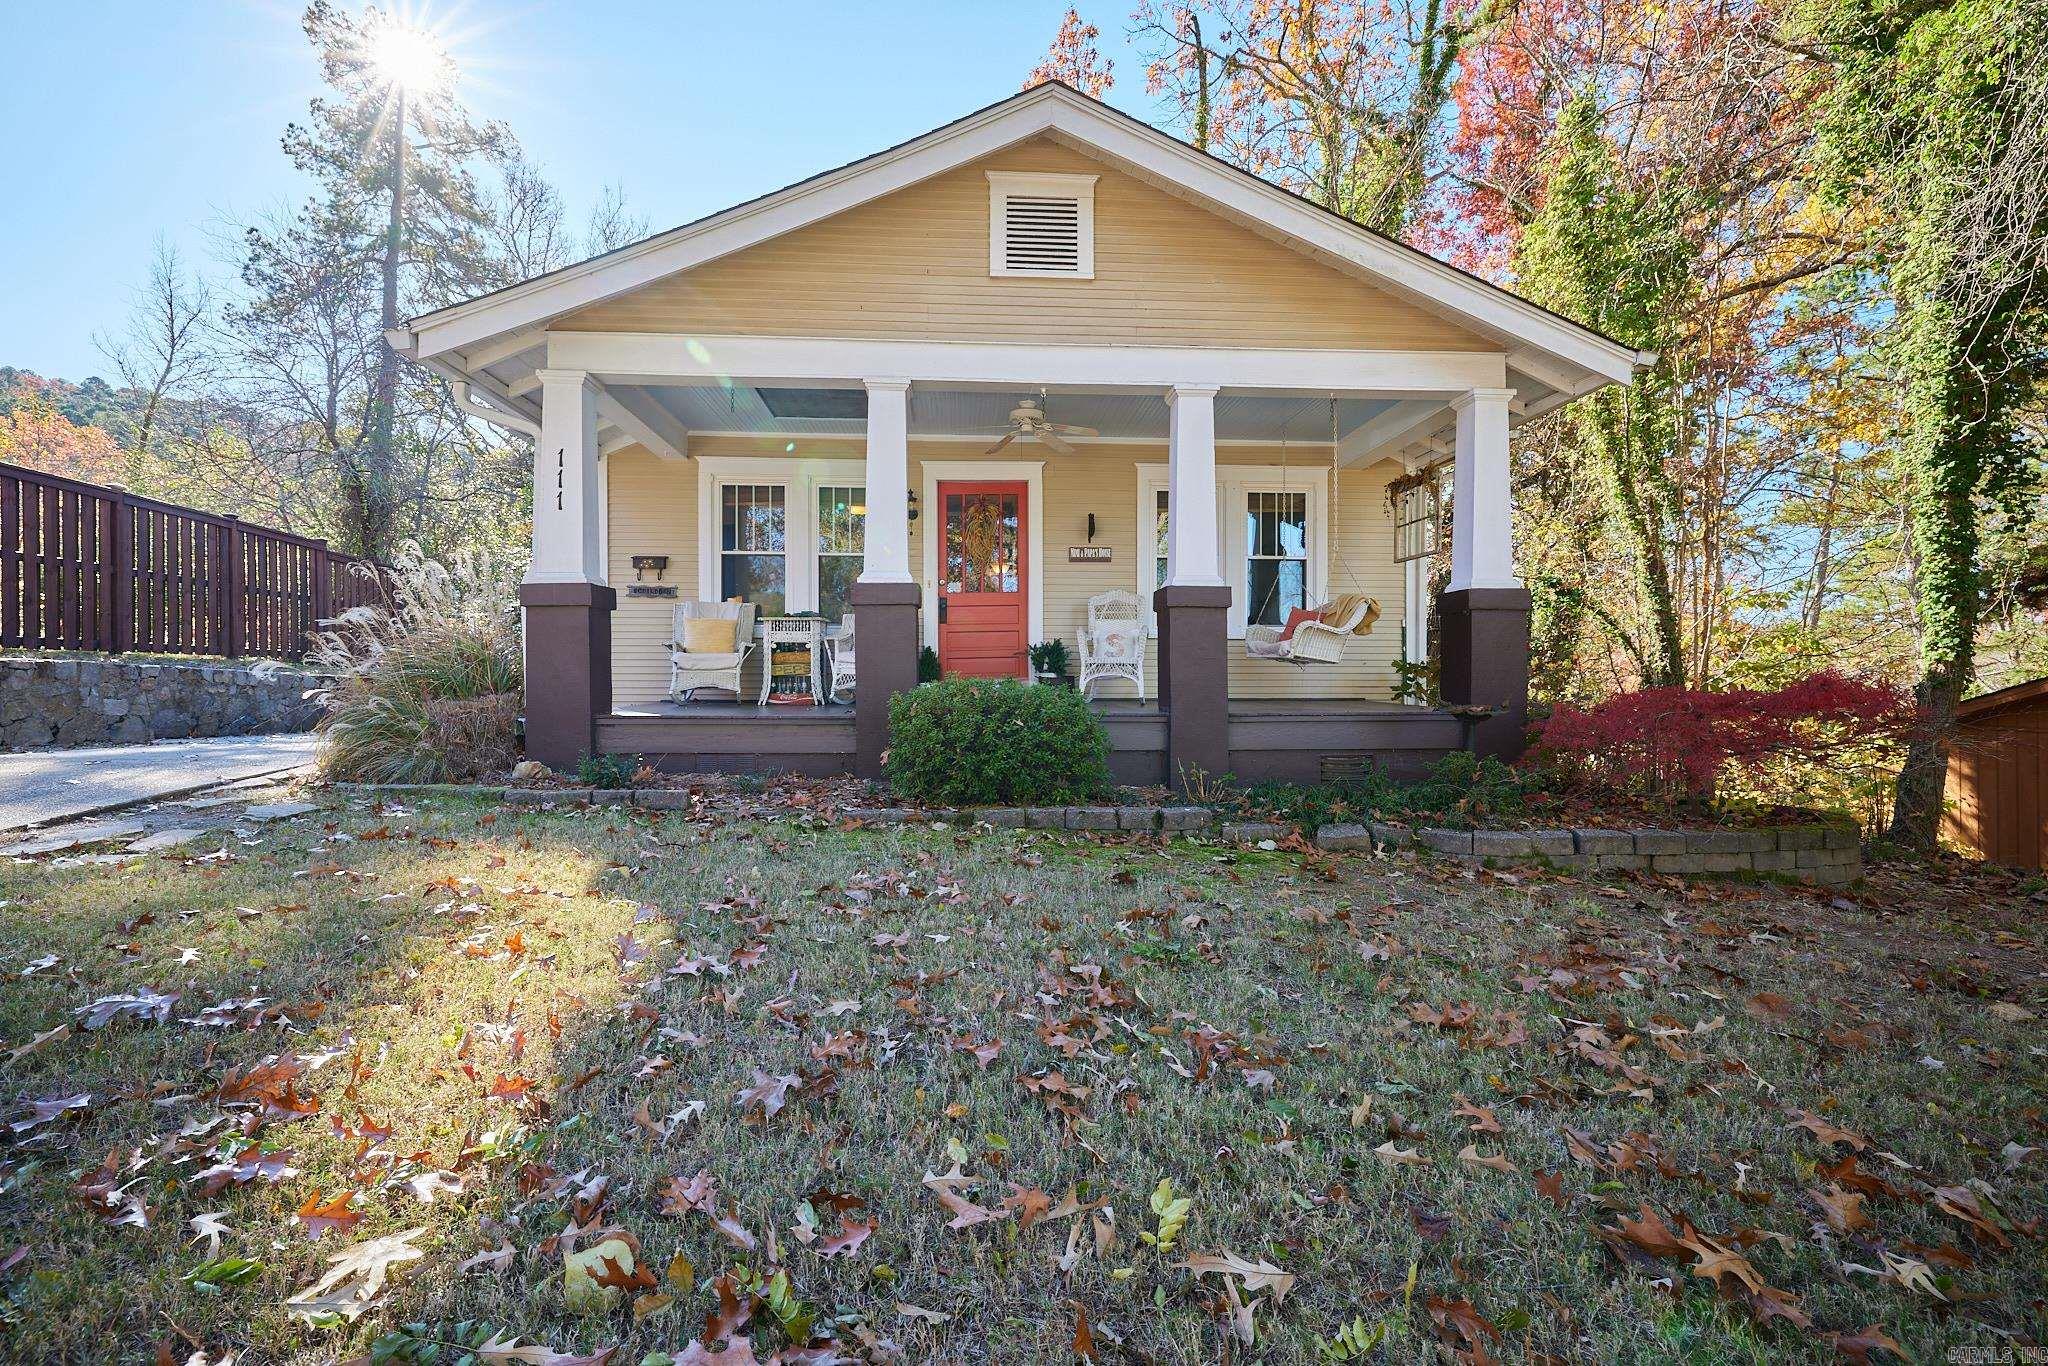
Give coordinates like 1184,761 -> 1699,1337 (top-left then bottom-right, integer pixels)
1245,596 -> 1379,667
669,601 -> 756,702
1077,590 -> 1146,701
827,614 -> 856,703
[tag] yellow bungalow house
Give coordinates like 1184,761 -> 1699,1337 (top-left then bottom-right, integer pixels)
390,83 -> 1647,786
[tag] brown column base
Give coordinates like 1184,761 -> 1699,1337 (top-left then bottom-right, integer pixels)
1154,585 -> 1231,792
850,580 -> 922,780
1438,586 -> 1532,759
519,581 -> 615,772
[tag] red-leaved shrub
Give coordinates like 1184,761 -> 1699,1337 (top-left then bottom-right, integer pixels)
1527,671 -> 1916,806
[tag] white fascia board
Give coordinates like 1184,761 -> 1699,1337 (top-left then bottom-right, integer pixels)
402,85 -> 1636,389
547,331 -> 1506,396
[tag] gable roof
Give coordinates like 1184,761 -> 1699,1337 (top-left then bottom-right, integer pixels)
393,82 -> 1648,392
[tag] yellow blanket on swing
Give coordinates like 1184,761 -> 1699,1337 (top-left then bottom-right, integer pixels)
1315,594 -> 1381,635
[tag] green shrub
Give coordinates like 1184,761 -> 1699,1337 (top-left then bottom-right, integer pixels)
310,542 -> 523,783
1245,750 -> 1533,832
576,752 -> 640,787
917,646 -> 942,684
887,677 -> 1110,805
1028,639 -> 1071,676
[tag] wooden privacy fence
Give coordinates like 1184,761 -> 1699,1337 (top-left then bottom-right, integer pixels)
0,461 -> 383,662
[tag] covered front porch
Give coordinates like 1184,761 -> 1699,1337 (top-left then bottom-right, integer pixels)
506,340 -> 1536,788
604,696 -> 1470,785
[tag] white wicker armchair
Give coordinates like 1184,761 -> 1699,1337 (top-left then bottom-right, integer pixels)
669,601 -> 756,702
1245,595 -> 1379,666
1077,590 -> 1146,701
827,614 -> 856,702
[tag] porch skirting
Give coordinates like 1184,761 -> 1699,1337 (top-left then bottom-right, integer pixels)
598,699 -> 1463,786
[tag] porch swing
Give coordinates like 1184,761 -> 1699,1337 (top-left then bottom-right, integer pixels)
1242,397 -> 1381,667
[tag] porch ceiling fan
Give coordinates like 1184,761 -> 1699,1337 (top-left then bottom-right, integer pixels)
981,396 -> 1098,455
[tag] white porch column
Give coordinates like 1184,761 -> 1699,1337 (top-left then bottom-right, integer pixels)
860,379 -> 913,583
1446,387 -> 1520,593
1164,384 -> 1224,587
529,368 -> 605,584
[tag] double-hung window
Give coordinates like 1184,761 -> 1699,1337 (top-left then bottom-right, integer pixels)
702,459 -> 867,617
1243,490 -> 1309,627
1138,465 -> 1327,638
815,484 -> 866,620
720,484 -> 786,616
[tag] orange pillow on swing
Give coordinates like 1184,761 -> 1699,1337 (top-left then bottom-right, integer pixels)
1276,607 -> 1320,642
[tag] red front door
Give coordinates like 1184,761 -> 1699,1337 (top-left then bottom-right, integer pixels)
938,481 -> 1028,678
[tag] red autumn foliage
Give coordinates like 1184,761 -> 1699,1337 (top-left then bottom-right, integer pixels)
1527,671 -> 1916,804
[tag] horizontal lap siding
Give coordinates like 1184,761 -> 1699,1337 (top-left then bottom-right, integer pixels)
607,453 -> 700,704
559,140 -> 1490,352
606,438 -> 1405,707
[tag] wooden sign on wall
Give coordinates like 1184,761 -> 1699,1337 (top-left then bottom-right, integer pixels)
1068,546 -> 1112,562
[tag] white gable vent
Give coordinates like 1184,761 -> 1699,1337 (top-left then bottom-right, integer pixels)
988,171 -> 1096,279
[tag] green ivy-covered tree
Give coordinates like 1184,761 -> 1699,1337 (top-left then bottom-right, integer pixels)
1513,95 -> 1697,688
1797,0 -> 2048,846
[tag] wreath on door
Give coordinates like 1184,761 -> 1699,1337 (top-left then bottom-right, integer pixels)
957,500 -> 1007,586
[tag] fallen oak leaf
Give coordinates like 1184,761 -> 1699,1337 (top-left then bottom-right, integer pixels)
284,1226 -> 427,1321
1809,1185 -> 1872,1235
1788,1109 -> 1868,1151
294,1188 -> 362,1241
473,1332 -> 618,1364
816,1216 -> 875,1258
1181,1249 -> 1296,1303
1457,1144 -> 1518,1175
921,1166 -> 1008,1231
1373,1140 -> 1431,1168
1831,1324 -> 1907,1363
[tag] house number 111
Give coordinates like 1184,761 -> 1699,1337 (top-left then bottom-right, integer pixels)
555,447 -> 564,511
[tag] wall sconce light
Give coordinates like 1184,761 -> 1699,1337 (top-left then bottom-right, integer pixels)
630,555 -> 669,582
907,490 -> 920,523
1086,513 -> 1097,543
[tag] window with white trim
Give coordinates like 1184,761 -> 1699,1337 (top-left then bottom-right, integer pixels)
1392,469 -> 1443,563
1244,490 -> 1309,626
699,458 -> 870,619
815,484 -> 866,621
1137,465 -> 1328,638
988,171 -> 1096,278
720,484 -> 786,616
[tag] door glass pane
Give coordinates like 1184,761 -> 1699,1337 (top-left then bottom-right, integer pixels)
946,492 -> 1020,594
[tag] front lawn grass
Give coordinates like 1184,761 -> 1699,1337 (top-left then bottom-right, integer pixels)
0,793 -> 2041,1362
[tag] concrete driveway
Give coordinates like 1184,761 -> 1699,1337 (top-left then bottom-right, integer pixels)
0,733 -> 321,832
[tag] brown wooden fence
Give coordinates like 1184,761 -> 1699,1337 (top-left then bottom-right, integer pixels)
0,460 -> 383,662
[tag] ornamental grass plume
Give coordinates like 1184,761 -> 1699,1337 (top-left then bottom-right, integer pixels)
308,541 -> 524,782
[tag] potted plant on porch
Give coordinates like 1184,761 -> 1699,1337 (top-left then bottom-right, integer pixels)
1029,639 -> 1073,687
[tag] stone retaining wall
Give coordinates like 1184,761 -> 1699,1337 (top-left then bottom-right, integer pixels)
1316,819 -> 1862,884
0,655 -> 325,751
390,784 -> 1862,885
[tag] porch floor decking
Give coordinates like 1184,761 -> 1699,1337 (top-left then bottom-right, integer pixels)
601,696 -> 1466,784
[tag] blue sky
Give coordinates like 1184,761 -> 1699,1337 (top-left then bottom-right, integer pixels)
1,1 -> 1155,382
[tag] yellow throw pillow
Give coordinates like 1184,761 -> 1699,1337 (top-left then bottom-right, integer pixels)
682,617 -> 738,654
